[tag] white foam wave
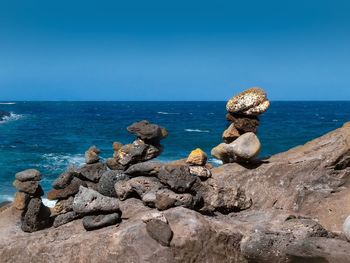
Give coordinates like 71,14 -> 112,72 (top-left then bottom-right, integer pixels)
185,129 -> 210,133
157,112 -> 180,115
0,112 -> 23,123
41,153 -> 85,171
0,195 -> 14,202
0,102 -> 16,105
42,198 -> 56,208
209,158 -> 223,166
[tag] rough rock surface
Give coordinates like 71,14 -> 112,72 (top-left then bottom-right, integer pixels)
222,124 -> 240,143
127,120 -> 168,143
125,161 -> 162,176
13,180 -> 43,196
13,192 -> 29,210
186,148 -> 207,166
52,168 -> 76,189
48,177 -> 87,200
85,146 -> 100,164
82,213 -> 121,231
145,219 -> 173,246
53,211 -> 79,228
15,169 -> 41,182
78,162 -> 108,182
21,198 -> 52,232
229,132 -> 261,159
97,170 -> 129,197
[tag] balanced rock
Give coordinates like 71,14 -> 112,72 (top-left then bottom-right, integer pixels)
53,211 -> 79,228
222,124 -> 240,143
186,148 -> 207,166
97,170 -> 129,197
78,162 -> 107,182
52,167 -> 78,189
15,169 -> 41,182
343,215 -> 350,241
106,157 -> 125,171
73,186 -> 120,215
13,180 -> 43,196
48,177 -> 87,200
82,213 -> 121,231
127,120 -> 168,143
229,132 -> 261,160
226,87 -> 269,115
21,198 -> 52,232
145,219 -> 173,247
13,192 -> 29,210
125,161 -> 163,176
211,143 -> 234,164
85,146 -> 100,164
232,116 -> 260,134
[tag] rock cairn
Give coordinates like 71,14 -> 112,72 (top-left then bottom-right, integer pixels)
211,87 -> 270,163
12,169 -> 52,232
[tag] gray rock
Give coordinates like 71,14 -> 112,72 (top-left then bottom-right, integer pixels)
106,158 -> 127,171
78,162 -> 108,182
342,215 -> 350,241
127,120 -> 168,143
13,180 -> 43,196
15,169 -> 41,182
53,211 -> 79,228
52,196 -> 74,215
145,219 -> 173,246
154,189 -> 194,210
229,132 -> 261,159
73,186 -> 120,215
48,177 -> 87,200
157,165 -> 198,193
97,170 -> 129,197
82,213 -> 121,231
189,166 -> 211,180
125,161 -> 163,176
21,198 -> 52,232
211,143 -> 235,164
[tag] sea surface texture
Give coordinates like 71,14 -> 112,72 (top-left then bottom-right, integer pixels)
0,101 -> 349,203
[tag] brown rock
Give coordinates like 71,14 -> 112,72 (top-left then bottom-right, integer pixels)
13,180 -> 43,196
233,116 -> 260,134
112,142 -> 123,152
146,219 -> 173,246
52,196 -> 74,215
13,192 -> 29,210
48,177 -> 87,200
186,148 -> 207,166
15,169 -> 41,182
78,162 -> 108,182
222,124 -> 240,143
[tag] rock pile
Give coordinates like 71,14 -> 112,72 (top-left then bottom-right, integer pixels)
211,87 -> 270,163
12,169 -> 52,232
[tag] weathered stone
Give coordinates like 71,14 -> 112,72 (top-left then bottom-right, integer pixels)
226,87 -> 269,115
13,192 -> 29,210
52,167 -> 77,189
53,211 -> 79,228
141,211 -> 168,224
97,170 -> 129,197
21,198 -> 52,232
232,116 -> 260,134
52,196 -> 74,215
343,215 -> 350,241
48,177 -> 87,200
15,169 -> 41,182
145,219 -> 173,246
127,120 -> 168,143
125,161 -> 163,176
189,166 -> 211,180
78,162 -> 107,182
186,148 -> 207,166
85,146 -> 100,164
154,189 -> 194,210
229,132 -> 261,159
112,142 -> 123,152
13,180 -> 43,196
82,213 -> 121,231
222,124 -> 240,143
115,176 -> 164,200
211,143 -> 235,163
106,157 -> 126,171
73,186 -> 120,215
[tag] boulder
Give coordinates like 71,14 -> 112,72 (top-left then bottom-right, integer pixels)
189,166 -> 211,180
186,148 -> 207,166
21,198 -> 52,232
52,196 -> 74,215
157,165 -> 198,193
343,215 -> 350,241
13,180 -> 43,196
106,157 -> 126,171
73,186 -> 120,215
48,177 -> 87,200
127,120 -> 168,143
125,161 -> 163,176
145,219 -> 173,246
222,124 -> 240,143
82,213 -> 121,231
13,192 -> 29,210
85,146 -> 100,164
226,87 -> 269,115
97,170 -> 129,197
211,143 -> 234,163
229,132 -> 261,160
53,211 -> 79,228
78,162 -> 107,182
15,169 -> 41,182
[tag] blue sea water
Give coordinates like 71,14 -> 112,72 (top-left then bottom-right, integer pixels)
0,101 -> 349,203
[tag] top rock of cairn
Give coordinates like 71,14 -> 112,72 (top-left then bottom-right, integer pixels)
127,120 -> 168,144
226,87 -> 270,116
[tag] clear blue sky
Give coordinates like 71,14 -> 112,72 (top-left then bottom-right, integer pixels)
0,0 -> 349,101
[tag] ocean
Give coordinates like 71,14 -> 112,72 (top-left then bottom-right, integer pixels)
0,101 -> 349,203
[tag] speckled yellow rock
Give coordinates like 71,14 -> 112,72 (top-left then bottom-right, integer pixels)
226,87 -> 269,115
186,148 -> 207,166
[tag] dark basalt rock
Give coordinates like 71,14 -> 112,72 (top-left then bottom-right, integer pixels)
0,110 -> 10,121
125,161 -> 163,176
52,168 -> 77,189
15,169 -> 41,182
145,219 -> 173,246
106,158 -> 127,171
82,213 -> 121,231
227,115 -> 260,134
53,211 -> 79,228
48,177 -> 87,200
157,165 -> 198,193
13,180 -> 43,196
127,120 -> 168,144
154,189 -> 194,210
97,170 -> 130,197
21,198 -> 52,232
78,162 -> 108,182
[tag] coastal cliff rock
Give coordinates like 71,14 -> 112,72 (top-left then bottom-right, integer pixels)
1,123 -> 350,262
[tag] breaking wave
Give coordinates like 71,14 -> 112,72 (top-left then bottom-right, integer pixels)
185,129 -> 210,133
157,112 -> 180,115
0,113 -> 23,124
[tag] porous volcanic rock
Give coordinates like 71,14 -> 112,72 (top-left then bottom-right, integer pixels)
13,180 -> 43,196
82,213 -> 121,231
15,169 -> 41,182
53,211 -> 79,228
78,162 -> 108,182
97,170 -> 129,197
85,146 -> 100,164
127,120 -> 168,143
48,177 -> 87,200
21,198 -> 52,232
186,148 -> 207,166
125,161 -> 163,176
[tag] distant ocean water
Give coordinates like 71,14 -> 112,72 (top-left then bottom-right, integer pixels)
0,101 -> 349,203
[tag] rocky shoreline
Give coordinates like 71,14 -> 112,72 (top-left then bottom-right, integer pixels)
1,88 -> 350,262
